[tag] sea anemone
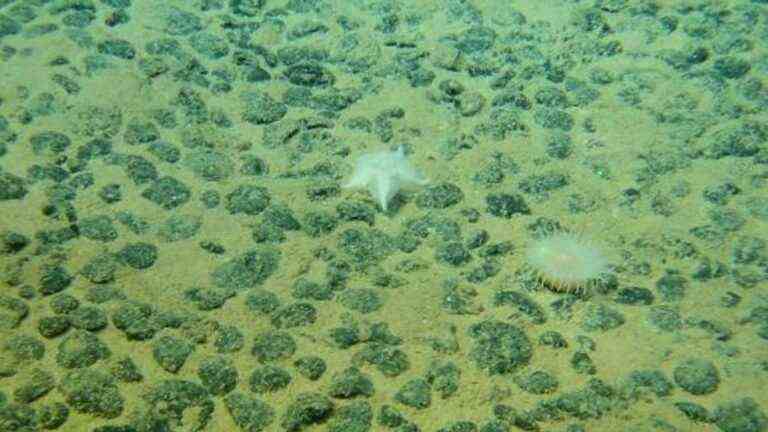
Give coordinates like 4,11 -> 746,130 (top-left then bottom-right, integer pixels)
525,231 -> 611,293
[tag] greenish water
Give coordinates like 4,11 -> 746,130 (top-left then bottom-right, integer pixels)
1,1 -> 767,431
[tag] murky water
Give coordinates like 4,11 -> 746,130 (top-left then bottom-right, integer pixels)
1,1 -> 767,431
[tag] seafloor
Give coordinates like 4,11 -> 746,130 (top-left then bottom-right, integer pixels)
1,0 -> 767,431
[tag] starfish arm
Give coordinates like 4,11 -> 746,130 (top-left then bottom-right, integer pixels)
343,171 -> 368,189
399,166 -> 428,186
372,175 -> 397,211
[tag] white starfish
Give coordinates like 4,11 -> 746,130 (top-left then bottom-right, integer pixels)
343,146 -> 428,211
